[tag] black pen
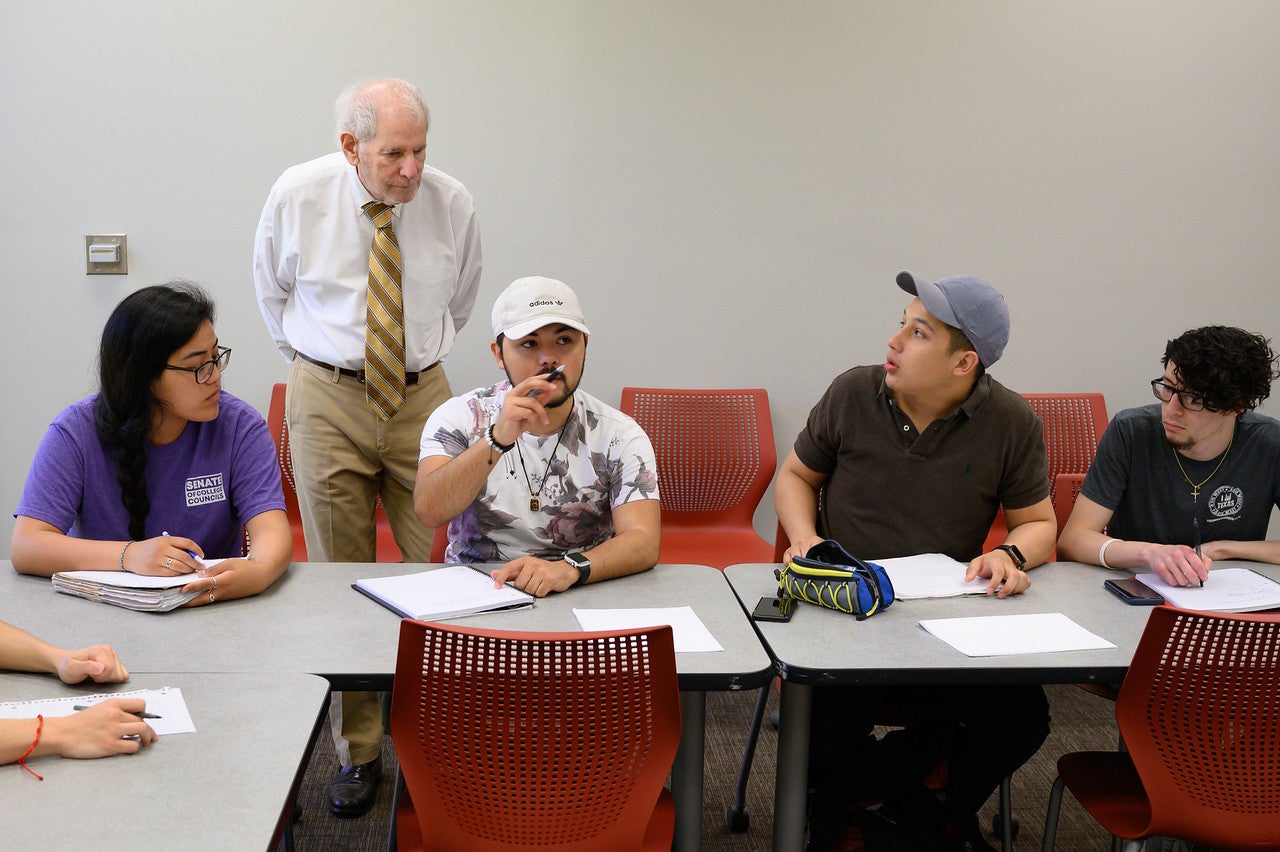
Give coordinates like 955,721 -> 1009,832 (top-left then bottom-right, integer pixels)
74,703 -> 162,720
1193,516 -> 1205,587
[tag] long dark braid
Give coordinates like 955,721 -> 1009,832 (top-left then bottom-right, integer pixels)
93,282 -> 215,541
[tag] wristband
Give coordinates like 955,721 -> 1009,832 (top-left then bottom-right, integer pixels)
486,424 -> 515,454
119,541 -> 134,573
19,715 -> 43,780
1098,537 -> 1120,569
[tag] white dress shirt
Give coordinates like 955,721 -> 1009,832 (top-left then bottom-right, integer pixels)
253,152 -> 482,371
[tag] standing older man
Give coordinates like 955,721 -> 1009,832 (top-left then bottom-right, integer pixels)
253,77 -> 482,817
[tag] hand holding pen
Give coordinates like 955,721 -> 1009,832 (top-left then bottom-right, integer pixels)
119,532 -> 204,576
48,699 -> 158,756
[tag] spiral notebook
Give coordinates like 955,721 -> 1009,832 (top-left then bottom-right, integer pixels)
353,565 -> 534,620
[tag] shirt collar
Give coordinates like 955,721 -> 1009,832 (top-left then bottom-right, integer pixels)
343,160 -> 402,220
876,371 -> 992,421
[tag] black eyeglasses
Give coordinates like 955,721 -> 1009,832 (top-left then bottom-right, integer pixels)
1150,378 -> 1206,411
165,346 -> 231,385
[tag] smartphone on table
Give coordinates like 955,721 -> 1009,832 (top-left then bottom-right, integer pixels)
1103,577 -> 1164,606
752,595 -> 795,622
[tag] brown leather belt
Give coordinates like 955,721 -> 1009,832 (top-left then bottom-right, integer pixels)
298,353 -> 437,386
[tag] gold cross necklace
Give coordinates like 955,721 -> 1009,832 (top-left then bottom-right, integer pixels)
1172,428 -> 1233,502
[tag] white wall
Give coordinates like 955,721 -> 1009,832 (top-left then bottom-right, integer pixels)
3,1 -> 1279,556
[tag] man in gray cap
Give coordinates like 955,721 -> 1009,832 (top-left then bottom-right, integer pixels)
414,276 -> 660,595
775,271 -> 1055,851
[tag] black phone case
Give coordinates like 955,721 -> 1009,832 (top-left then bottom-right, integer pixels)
1104,578 -> 1164,606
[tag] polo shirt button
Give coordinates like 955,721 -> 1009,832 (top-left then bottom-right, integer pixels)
903,424 -> 910,432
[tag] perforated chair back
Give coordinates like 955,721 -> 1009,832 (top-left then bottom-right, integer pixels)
267,383 -> 309,561
983,394 -> 1107,553
267,382 -> 403,563
619,387 -> 775,568
1112,605 -> 1280,846
1051,472 -> 1086,535
1021,393 -> 1108,505
390,620 -> 682,852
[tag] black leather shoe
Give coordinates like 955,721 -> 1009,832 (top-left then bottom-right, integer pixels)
327,755 -> 382,818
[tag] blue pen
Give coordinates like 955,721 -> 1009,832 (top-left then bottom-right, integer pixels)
162,531 -> 200,561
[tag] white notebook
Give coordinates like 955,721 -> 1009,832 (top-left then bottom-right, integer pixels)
353,565 -> 534,620
1136,567 -> 1280,613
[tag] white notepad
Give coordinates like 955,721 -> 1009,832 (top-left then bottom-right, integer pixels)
354,565 -> 534,620
0,687 -> 195,735
1136,567 -> 1280,613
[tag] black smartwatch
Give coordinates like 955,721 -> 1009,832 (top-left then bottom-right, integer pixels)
564,551 -> 591,587
995,543 -> 1027,570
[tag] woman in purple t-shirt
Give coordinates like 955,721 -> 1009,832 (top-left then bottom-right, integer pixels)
11,282 -> 291,605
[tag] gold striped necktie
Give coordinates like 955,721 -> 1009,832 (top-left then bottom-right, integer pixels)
362,201 -> 406,420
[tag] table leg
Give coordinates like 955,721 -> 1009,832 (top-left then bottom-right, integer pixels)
672,690 -> 706,852
773,680 -> 812,852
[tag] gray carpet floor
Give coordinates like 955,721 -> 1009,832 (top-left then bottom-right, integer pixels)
292,682 -> 1119,850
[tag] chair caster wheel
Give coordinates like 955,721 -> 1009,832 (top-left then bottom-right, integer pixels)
991,811 -> 1020,838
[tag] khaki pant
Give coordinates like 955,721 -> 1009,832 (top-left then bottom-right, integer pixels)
287,357 -> 451,765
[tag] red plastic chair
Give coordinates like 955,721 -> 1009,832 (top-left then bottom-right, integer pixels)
1052,472 -> 1086,535
388,620 -> 682,851
983,393 -> 1109,552
619,387 -> 775,568
266,383 -> 403,562
1043,605 -> 1280,851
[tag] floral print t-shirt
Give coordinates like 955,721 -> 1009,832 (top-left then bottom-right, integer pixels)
419,382 -> 660,565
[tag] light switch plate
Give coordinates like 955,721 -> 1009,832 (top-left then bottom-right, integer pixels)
86,234 -> 128,274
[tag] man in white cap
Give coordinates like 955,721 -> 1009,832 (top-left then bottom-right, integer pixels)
775,271 -> 1056,851
415,277 -> 660,595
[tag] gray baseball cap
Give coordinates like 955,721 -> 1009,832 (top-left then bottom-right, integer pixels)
896,271 -> 1010,367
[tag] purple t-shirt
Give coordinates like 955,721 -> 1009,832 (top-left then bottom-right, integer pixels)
15,393 -> 285,559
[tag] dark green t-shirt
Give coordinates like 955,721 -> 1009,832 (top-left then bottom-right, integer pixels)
794,366 -> 1049,562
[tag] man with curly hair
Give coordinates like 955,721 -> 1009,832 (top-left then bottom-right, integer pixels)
414,277 -> 660,597
1059,325 -> 1280,584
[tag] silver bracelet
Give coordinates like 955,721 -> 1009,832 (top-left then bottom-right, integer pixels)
1098,537 -> 1120,569
119,541 -> 134,572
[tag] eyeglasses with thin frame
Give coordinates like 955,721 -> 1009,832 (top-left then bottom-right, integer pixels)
164,346 -> 231,385
1150,378 -> 1206,411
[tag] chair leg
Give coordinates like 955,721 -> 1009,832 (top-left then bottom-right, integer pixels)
1041,775 -> 1066,851
385,767 -> 404,852
998,774 -> 1014,851
727,681 -> 772,833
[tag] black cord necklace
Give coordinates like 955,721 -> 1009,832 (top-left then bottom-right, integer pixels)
514,398 -> 573,511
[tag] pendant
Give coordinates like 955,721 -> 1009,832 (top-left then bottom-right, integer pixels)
1191,485 -> 1200,501
530,496 -> 540,511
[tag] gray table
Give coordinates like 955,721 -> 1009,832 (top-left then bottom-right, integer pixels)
1,561 -> 771,852
0,670 -> 329,852
724,559 -> 1280,852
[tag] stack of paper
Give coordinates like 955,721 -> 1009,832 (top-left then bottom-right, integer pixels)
52,571 -> 202,612
872,553 -> 988,599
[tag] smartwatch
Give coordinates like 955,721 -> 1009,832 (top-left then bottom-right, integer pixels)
995,543 -> 1027,570
564,551 -> 591,587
